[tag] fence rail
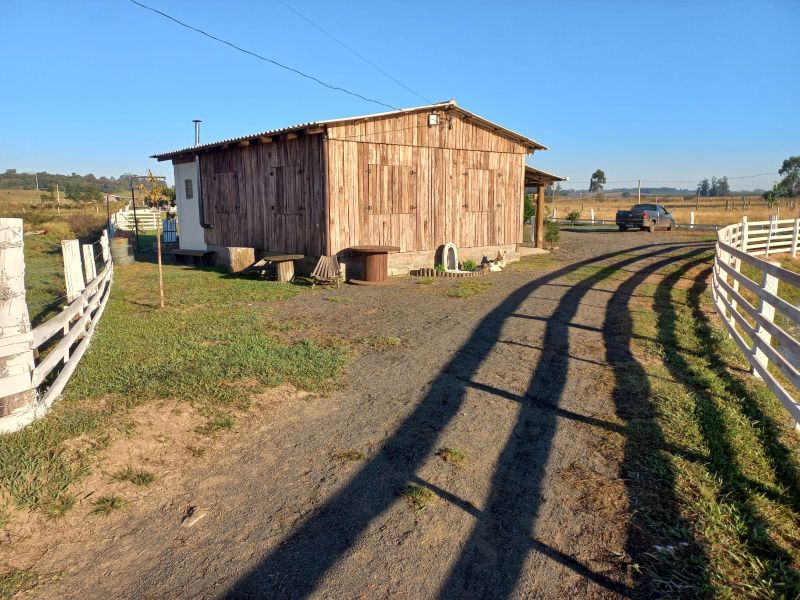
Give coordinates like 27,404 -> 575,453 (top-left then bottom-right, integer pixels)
711,216 -> 800,426
0,219 -> 114,434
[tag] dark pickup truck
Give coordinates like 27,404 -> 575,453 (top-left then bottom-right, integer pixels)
616,203 -> 676,232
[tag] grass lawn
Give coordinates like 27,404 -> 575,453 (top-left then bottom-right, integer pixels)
625,251 -> 800,597
0,261 -> 348,520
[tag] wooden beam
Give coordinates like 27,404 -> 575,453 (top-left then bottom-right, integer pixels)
257,136 -> 273,144
306,127 -> 325,135
285,132 -> 299,140
535,185 -> 546,250
238,140 -> 250,148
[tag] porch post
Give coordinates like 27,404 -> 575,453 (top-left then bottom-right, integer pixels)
535,183 -> 546,249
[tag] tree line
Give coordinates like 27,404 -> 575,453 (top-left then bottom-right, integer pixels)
696,176 -> 730,197
0,168 -> 132,196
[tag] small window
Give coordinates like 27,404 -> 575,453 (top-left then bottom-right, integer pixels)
184,178 -> 194,199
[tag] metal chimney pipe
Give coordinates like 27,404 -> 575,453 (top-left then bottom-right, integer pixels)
193,119 -> 202,147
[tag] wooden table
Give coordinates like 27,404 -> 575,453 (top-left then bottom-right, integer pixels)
167,248 -> 215,267
347,245 -> 400,285
244,253 -> 304,282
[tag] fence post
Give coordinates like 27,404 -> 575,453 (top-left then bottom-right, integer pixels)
0,218 -> 35,418
792,218 -> 799,258
741,216 -> 748,252
82,244 -> 96,283
100,229 -> 110,264
751,261 -> 779,379
61,239 -> 85,303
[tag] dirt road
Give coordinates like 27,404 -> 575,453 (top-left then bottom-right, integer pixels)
10,229 -> 715,599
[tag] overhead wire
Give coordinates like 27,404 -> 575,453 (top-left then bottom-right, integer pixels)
275,0 -> 432,105
128,0 -> 404,111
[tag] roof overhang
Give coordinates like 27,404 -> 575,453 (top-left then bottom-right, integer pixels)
151,100 -> 547,161
525,165 -> 566,186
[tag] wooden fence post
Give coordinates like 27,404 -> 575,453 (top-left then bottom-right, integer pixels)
82,244 -> 96,283
100,229 -> 110,263
792,218 -> 799,258
740,216 -> 749,252
61,239 -> 85,303
0,218 -> 35,417
751,262 -> 779,380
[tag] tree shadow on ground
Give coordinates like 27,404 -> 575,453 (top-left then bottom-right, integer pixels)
224,241 -> 709,600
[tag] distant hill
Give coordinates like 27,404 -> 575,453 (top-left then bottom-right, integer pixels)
0,169 -> 131,195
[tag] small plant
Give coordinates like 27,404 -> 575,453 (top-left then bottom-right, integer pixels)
437,447 -> 467,467
332,449 -> 365,461
460,258 -> 477,272
41,494 -> 76,519
399,484 -> 437,511
415,277 -> 434,285
91,495 -> 127,515
112,466 -> 156,486
434,263 -> 445,273
195,413 -> 235,436
566,210 -> 581,224
544,221 -> 560,246
445,280 -> 492,299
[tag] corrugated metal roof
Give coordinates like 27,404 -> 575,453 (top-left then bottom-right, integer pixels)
151,100 -> 547,160
525,164 -> 567,183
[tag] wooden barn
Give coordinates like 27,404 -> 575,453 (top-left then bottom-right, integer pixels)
153,100 -> 561,275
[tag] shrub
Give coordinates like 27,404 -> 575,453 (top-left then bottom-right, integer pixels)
461,258 -> 477,272
544,221 -> 560,246
66,213 -> 105,239
566,210 -> 581,224
435,263 -> 445,273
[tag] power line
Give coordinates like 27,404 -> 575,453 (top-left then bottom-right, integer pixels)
275,0 -> 433,105
559,172 -> 779,185
128,0 -> 403,111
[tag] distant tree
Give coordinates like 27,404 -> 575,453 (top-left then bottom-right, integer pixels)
589,169 -> 606,194
717,176 -> 730,196
763,183 -> 786,208
778,156 -> 800,196
64,181 -> 81,200
709,176 -> 719,197
622,191 -> 631,198
697,179 -> 710,197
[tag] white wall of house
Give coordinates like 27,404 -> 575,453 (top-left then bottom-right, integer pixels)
174,160 -> 207,251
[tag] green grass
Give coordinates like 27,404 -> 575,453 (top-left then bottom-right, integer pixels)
399,484 -> 437,511
195,413 -> 236,436
621,252 -> 800,596
23,233 -> 68,326
91,494 -> 127,515
111,466 -> 155,486
0,262 -> 348,518
415,277 -> 434,285
437,447 -> 467,467
0,568 -> 38,599
444,280 -> 492,299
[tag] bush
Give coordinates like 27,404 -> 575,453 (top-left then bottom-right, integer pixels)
523,193 -> 535,223
435,263 -> 445,273
566,210 -> 580,224
461,258 -> 477,272
66,213 -> 105,239
544,221 -> 560,246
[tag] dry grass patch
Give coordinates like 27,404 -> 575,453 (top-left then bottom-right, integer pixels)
90,495 -> 127,515
399,484 -> 437,511
437,447 -> 467,467
111,466 -> 155,486
332,449 -> 365,462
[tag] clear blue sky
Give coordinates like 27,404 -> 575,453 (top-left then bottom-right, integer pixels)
1,0 -> 798,190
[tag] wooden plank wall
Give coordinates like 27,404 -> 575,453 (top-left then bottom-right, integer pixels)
326,109 -> 527,255
199,134 -> 326,255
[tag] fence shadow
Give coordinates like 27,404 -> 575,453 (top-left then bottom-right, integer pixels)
224,241 -> 705,599
603,247 -> 713,596
653,258 -> 800,592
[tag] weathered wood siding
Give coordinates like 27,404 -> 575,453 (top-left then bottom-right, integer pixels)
199,135 -> 326,255
325,109 -> 527,254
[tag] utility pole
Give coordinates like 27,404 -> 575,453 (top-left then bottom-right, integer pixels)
637,179 -> 641,203
35,173 -> 39,192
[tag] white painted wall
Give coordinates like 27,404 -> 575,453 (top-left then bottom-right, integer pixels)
174,160 -> 207,251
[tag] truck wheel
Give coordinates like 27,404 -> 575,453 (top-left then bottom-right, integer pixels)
668,221 -> 675,231
648,221 -> 656,233
618,225 -> 626,232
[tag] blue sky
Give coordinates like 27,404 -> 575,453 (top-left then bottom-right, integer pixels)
1,0 -> 798,190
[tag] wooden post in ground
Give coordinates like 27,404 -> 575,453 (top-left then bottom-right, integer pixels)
751,262 -> 779,380
100,229 -> 110,263
82,244 -> 97,283
0,218 -> 35,417
791,218 -> 799,258
535,184 -> 545,249
740,216 -> 749,252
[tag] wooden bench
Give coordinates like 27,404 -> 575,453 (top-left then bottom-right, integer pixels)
167,248 -> 215,267
242,253 -> 304,282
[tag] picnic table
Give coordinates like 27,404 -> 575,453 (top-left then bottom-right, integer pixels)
347,245 -> 400,285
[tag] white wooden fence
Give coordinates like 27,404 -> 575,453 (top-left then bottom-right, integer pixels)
711,216 -> 800,428
0,218 -> 114,433
111,205 -> 164,231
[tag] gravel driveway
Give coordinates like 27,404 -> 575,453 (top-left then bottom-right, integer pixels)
12,228 -> 714,599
